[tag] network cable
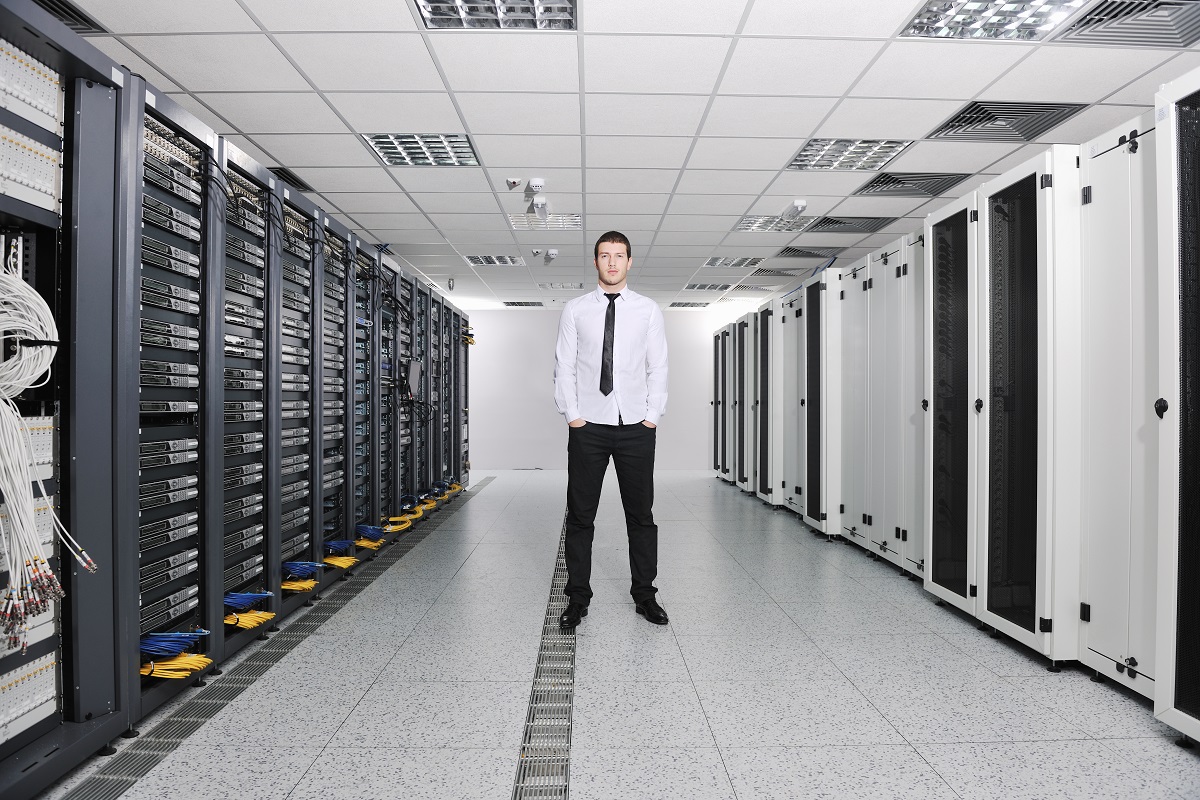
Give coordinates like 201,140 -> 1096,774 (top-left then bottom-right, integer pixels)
223,590 -> 272,611
139,629 -> 209,657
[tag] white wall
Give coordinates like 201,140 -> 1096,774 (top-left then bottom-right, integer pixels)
468,302 -> 761,470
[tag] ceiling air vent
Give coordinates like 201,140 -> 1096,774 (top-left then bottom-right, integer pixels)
929,101 -> 1086,143
364,133 -> 479,166
32,0 -> 107,34
537,282 -> 584,290
268,167 -> 315,193
777,246 -> 843,258
415,0 -> 576,30
509,214 -> 582,230
670,302 -> 709,308
1055,1 -> 1200,47
704,257 -> 765,268
903,0 -> 1083,40
504,301 -> 544,307
466,255 -> 526,266
854,172 -> 970,197
685,283 -> 732,291
807,217 -> 897,234
729,285 -> 771,292
750,268 -> 803,278
734,215 -> 818,233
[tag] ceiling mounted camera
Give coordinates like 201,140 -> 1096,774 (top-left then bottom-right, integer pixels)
506,178 -> 522,189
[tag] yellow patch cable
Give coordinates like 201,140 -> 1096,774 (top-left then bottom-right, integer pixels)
354,538 -> 384,550
139,653 -> 213,679
223,610 -> 276,630
323,555 -> 358,570
281,579 -> 317,592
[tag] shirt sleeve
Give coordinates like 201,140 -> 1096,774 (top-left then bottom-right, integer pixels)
553,301 -> 581,422
644,301 -> 668,424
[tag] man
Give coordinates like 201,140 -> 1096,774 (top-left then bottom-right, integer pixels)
553,230 -> 669,629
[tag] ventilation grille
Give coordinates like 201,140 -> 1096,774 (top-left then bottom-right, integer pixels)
854,172 -> 971,197
417,0 -> 576,30
807,217 -> 897,234
537,282 -> 583,290
929,101 -> 1087,142
789,139 -> 912,171
364,133 -> 479,166
704,257 -> 765,268
903,0 -> 1082,40
504,301 -> 544,307
509,214 -> 582,230
268,167 -> 315,193
750,268 -> 804,277
466,255 -> 526,266
685,283 -> 732,291
32,0 -> 107,34
777,246 -> 843,258
670,301 -> 709,308
729,285 -> 771,292
1055,0 -> 1200,47
734,215 -> 818,233
374,243 -> 394,255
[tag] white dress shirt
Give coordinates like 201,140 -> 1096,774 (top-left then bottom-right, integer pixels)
554,285 -> 668,425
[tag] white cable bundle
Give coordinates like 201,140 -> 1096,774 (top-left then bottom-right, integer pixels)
0,238 -> 93,653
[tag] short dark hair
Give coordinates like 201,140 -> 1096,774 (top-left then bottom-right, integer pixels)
594,230 -> 631,260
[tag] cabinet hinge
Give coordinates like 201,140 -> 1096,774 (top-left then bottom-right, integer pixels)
1082,185 -> 1092,205
895,527 -> 901,539
969,584 -> 977,597
868,277 -> 873,289
820,512 -> 827,520
867,514 -> 873,526
901,529 -> 908,542
1039,617 -> 1053,633
862,280 -> 868,292
840,504 -> 845,513
1040,174 -> 1053,189
840,290 -> 844,300
1080,603 -> 1091,622
796,308 -> 802,318
969,210 -> 978,222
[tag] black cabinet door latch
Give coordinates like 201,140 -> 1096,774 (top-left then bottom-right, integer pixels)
1156,398 -> 1169,419
975,399 -> 983,413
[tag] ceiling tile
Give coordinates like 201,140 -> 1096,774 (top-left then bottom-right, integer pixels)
709,245 -> 789,256
791,232 -> 870,248
251,134 -> 378,167
293,167 -> 399,192
441,230 -> 518,244
75,0 -> 256,33
410,193 -> 502,214
1105,53 -> 1200,105
390,243 -> 459,255
456,93 -> 581,135
346,212 -> 433,229
584,94 -> 710,136
487,168 -> 584,194
768,170 -> 877,195
584,36 -> 730,94
981,46 -> 1171,105
515,232 -> 585,245
825,196 -> 928,217
745,195 -> 840,216
720,38 -> 883,96
582,0 -> 750,34
320,193 -> 418,213
431,33 -> 579,92
585,194 -> 670,214
647,245 -> 719,258
222,134 -> 277,167
276,33 -> 444,91
976,144 -> 1045,176
240,0 -> 418,30
743,0 -> 913,38
719,232 -> 801,247
665,195 -> 755,215
499,192 -> 584,213
393,167 -> 495,193
816,97 -> 964,139
853,233 -> 901,250
165,93 -> 233,133
659,215 -> 742,231
852,41 -> 1031,100
194,92 -> 347,134
453,245 -> 521,256
125,34 -> 308,91
885,141 -> 1020,173
674,170 -> 776,194
367,230 -> 450,244
429,214 -> 512,230
86,37 -> 182,91
472,135 -> 581,168
584,214 -> 662,231
701,96 -> 837,138
585,136 -> 693,169
1034,103 -> 1147,145
326,92 -> 463,133
686,137 -> 800,171
654,231 -> 725,245
586,168 -> 680,193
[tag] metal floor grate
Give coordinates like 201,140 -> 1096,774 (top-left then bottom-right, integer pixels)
512,518 -> 575,800
60,478 -> 493,800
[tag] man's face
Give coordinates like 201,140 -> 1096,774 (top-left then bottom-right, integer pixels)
595,241 -> 631,288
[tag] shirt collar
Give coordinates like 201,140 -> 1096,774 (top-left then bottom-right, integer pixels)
593,284 -> 633,301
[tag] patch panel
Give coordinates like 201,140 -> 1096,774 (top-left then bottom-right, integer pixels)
0,125 -> 59,212
0,38 -> 63,132
17,415 -> 53,481
0,655 -> 58,741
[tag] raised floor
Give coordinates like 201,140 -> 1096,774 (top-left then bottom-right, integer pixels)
45,470 -> 1200,799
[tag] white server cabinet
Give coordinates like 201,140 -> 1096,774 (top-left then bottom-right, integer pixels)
800,271 -> 842,534
840,256 -> 871,548
737,311 -> 757,492
974,145 -> 1082,663
1154,73 -> 1200,740
925,192 -> 980,615
898,234 -> 927,576
716,323 -> 735,482
780,292 -> 806,516
756,302 -> 783,504
712,330 -> 723,478
1079,113 -> 1159,699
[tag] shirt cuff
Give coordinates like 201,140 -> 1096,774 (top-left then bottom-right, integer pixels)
564,408 -> 581,423
644,410 -> 662,425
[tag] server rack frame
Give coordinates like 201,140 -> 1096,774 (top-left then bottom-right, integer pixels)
898,234 -> 927,576
779,293 -> 805,516
736,313 -> 754,492
755,301 -> 781,505
800,271 -> 842,535
840,256 -> 870,547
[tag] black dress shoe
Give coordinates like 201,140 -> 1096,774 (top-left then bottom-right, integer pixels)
559,602 -> 587,629
634,598 -> 669,625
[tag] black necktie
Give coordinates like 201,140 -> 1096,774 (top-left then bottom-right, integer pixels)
600,292 -> 619,396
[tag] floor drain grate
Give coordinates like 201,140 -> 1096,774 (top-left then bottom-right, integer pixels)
512,517 -> 574,800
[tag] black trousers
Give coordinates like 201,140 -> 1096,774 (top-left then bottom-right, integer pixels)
564,422 -> 658,605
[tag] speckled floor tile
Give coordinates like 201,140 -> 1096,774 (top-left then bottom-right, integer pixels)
810,633 -> 998,686
185,688 -> 363,748
287,748 -> 518,800
939,630 -> 1060,677
694,679 -> 904,747
667,601 -> 804,638
432,575 -> 556,606
676,635 -> 842,682
573,681 -> 716,748
653,576 -> 776,604
569,748 -> 736,800
328,681 -> 529,748
382,632 -> 541,682
1098,736 -> 1200,798
1007,670 -> 1176,739
407,600 -> 547,638
916,739 -> 1186,799
779,600 -> 932,637
574,604 -> 678,639
721,745 -> 959,799
575,632 -> 691,682
118,744 -> 322,800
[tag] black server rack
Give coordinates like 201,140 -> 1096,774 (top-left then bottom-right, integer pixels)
414,286 -> 432,493
458,311 -> 470,487
430,297 -> 444,489
379,284 -> 398,517
397,274 -> 416,499
805,282 -> 822,522
352,244 -> 379,527
319,221 -> 352,585
758,307 -> 771,495
712,334 -> 720,471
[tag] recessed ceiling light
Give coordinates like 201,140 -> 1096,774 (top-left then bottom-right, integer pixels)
685,283 -> 732,291
1055,0 -> 1200,47
670,302 -> 709,308
789,139 -> 911,171
538,282 -> 584,290
704,257 -> 765,268
503,301 -> 544,307
929,101 -> 1086,142
853,172 -> 971,197
466,255 -> 526,266
508,214 -> 582,230
777,246 -> 844,258
734,215 -> 818,233
903,0 -> 1085,41
364,133 -> 478,166
416,0 -> 576,30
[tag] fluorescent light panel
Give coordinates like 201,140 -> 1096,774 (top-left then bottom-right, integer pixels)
364,134 -> 479,166
466,255 -> 526,266
704,257 -> 765,269
538,282 -> 584,290
903,0 -> 1085,41
503,300 -> 544,306
734,215 -> 818,233
685,283 -> 732,291
789,139 -> 912,171
416,0 -> 576,30
508,213 -> 582,230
